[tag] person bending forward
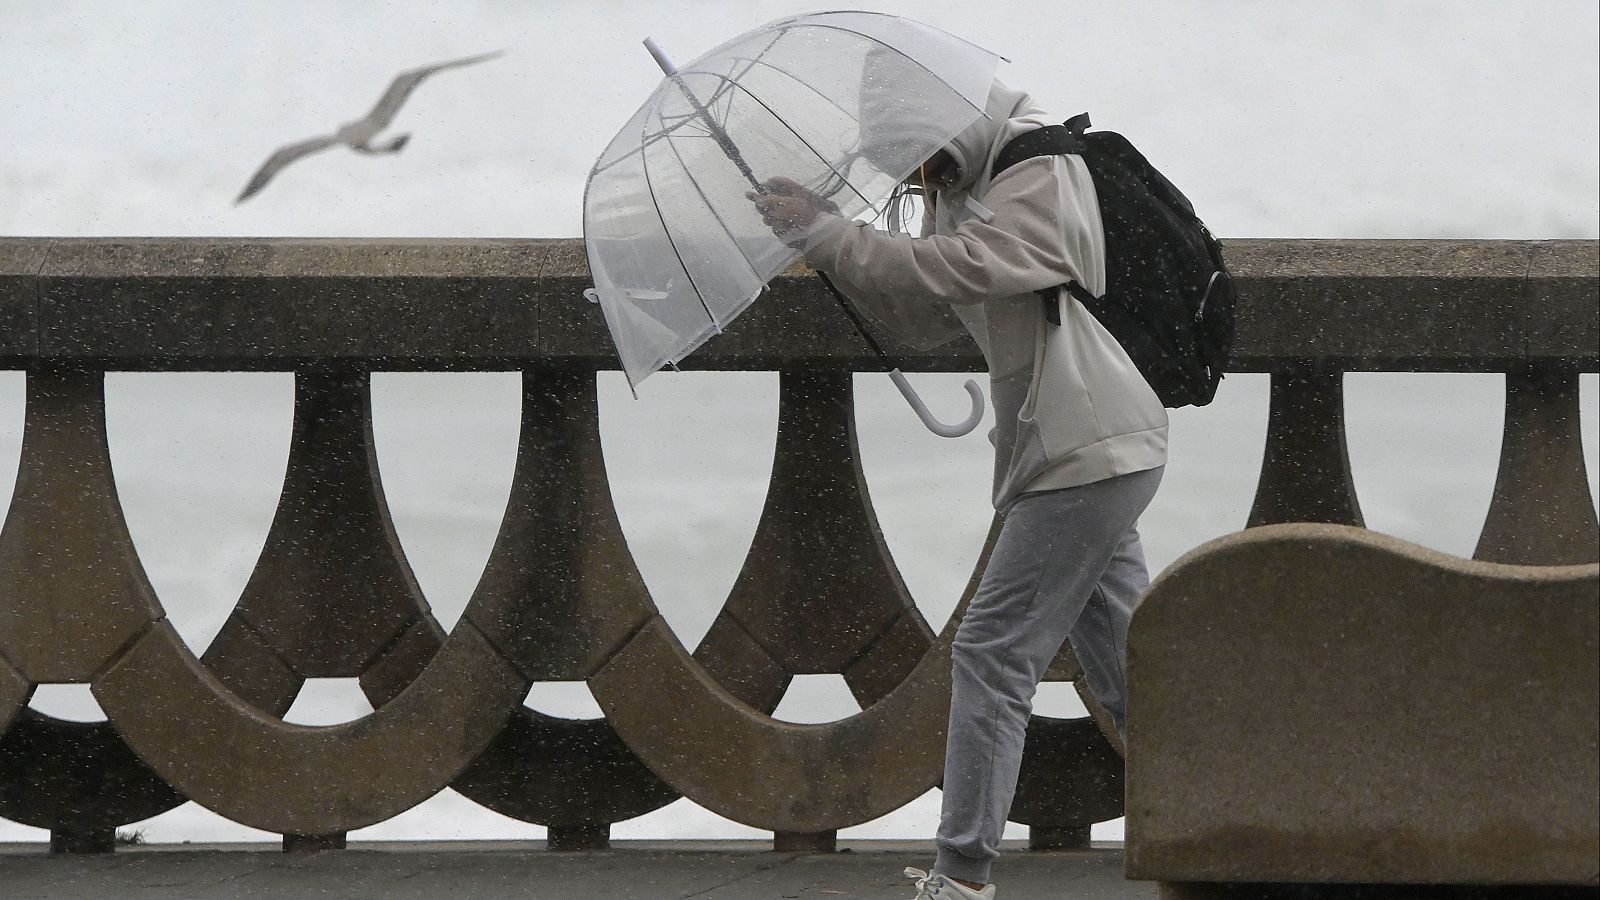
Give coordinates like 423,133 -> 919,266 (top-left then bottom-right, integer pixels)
752,73 -> 1166,900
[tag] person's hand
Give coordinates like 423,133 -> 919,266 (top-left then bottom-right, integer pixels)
747,177 -> 839,237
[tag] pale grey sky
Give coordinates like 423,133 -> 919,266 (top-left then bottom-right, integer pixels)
3,0 -> 1596,238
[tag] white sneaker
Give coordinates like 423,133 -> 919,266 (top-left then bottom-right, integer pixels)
903,867 -> 996,899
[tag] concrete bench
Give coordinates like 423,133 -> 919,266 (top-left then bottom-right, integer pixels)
1126,524 -> 1599,896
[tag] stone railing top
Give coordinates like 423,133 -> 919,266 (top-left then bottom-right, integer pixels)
0,237 -> 1594,372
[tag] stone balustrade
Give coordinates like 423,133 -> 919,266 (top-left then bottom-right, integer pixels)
0,238 -> 1595,892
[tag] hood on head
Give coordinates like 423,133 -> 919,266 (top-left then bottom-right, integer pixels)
939,79 -> 1037,192
855,46 -> 1043,194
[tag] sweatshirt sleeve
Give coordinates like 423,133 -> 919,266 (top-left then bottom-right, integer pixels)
801,156 -> 1089,316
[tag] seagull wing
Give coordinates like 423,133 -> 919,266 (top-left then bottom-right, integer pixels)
360,49 -> 505,132
235,134 -> 340,204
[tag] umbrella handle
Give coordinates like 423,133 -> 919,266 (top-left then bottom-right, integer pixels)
888,369 -> 985,438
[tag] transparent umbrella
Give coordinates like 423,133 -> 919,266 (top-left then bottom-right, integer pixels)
583,10 -> 1001,436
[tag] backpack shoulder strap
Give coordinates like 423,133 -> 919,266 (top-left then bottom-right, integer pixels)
991,115 -> 1094,326
991,113 -> 1091,179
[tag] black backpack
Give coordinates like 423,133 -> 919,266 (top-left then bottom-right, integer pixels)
992,113 -> 1235,408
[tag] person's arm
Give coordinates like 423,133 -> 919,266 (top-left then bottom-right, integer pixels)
750,178 -> 966,350
802,157 -> 1090,309
818,193 -> 966,351
815,236 -> 967,352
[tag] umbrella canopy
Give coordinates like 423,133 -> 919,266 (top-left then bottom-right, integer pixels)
583,10 -> 1005,390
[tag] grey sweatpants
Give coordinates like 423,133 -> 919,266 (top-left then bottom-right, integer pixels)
935,466 -> 1163,885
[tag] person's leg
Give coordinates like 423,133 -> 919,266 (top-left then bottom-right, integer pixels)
1065,527 -> 1151,740
933,467 -> 1162,886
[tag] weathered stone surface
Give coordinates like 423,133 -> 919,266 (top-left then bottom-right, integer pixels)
361,615 -> 681,830
692,613 -> 790,713
590,617 -> 953,833
1475,371 -> 1599,565
0,237 -> 1587,371
532,240 -> 615,367
1524,240 -> 1599,365
0,238 -> 45,363
0,371 -> 164,682
546,822 -> 609,851
37,238 -> 548,369
841,610 -> 935,708
48,828 -> 114,854
1075,681 -> 1126,759
715,372 -> 921,675
1008,716 -> 1124,828
1224,240 -> 1534,371
0,842 -> 1151,899
1028,824 -> 1092,851
446,370 -> 681,826
0,235 -> 1595,850
1156,883 -> 1594,899
94,620 -> 527,835
1247,373 -> 1364,527
1126,524 -> 1600,886
773,830 -> 837,852
0,709 -> 183,832
199,615 -> 300,716
0,373 -> 189,832
357,620 -> 446,707
463,371 -> 656,680
281,832 -> 346,852
0,655 -> 25,732
1043,643 -> 1084,681
229,373 -> 421,677
357,596 -> 683,828
449,706 -> 678,828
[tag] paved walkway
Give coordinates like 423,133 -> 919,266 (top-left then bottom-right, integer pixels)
0,840 -> 1151,899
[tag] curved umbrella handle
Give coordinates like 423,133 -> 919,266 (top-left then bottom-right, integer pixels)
888,369 -> 985,438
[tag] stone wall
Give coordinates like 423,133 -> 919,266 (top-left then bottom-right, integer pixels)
0,238 -> 1595,886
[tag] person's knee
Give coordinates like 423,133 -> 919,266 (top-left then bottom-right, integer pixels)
949,637 -> 1021,690
949,636 -> 993,677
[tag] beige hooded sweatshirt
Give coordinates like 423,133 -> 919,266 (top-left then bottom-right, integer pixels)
801,81 -> 1168,511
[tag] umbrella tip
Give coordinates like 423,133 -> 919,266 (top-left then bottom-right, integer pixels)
643,37 -> 677,76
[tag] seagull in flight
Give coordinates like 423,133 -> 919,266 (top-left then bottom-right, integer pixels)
235,50 -> 504,204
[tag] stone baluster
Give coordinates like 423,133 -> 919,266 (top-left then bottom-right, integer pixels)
198,371 -> 427,851
700,370 -> 930,852
446,369 -> 679,851
1247,373 -> 1364,527
1474,370 -> 1599,565
84,371 -> 526,845
0,369 -> 185,853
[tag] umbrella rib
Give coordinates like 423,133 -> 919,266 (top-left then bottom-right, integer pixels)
656,112 -> 767,289
800,10 -> 1010,64
604,18 -> 996,179
580,162 -> 671,387
637,108 -> 723,335
593,30 -> 787,178
592,113 -> 713,178
689,53 -> 860,128
782,21 -> 995,117
697,27 -> 788,124
679,54 -> 869,210
708,77 -> 880,213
